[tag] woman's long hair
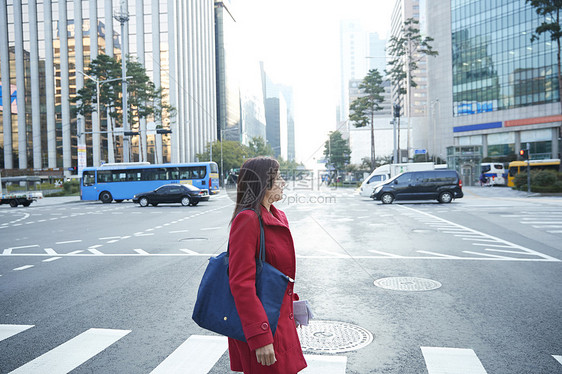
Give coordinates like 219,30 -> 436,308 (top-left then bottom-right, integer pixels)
230,157 -> 279,224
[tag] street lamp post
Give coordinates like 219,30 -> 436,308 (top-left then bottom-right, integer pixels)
77,71 -> 132,164
114,3 -> 130,161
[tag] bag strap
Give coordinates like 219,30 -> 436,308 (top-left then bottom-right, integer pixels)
228,208 -> 266,264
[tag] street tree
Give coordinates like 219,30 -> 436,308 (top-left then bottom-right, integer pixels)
349,69 -> 385,170
387,18 -> 438,160
527,0 -> 562,114
70,54 -> 121,119
248,136 -> 274,157
71,54 -> 175,136
197,140 -> 250,179
323,131 -> 351,177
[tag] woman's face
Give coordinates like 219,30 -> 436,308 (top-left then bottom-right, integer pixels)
265,171 -> 285,204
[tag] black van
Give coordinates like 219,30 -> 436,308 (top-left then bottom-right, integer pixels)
371,170 -> 463,204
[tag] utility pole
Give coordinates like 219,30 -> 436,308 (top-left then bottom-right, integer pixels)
114,1 -> 130,162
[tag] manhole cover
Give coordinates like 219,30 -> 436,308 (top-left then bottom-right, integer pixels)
179,237 -> 208,241
297,320 -> 373,353
373,277 -> 442,291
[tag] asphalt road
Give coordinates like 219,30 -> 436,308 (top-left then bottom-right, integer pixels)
0,186 -> 561,373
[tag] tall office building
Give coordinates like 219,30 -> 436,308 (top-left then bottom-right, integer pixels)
0,0 -> 217,175
425,0 -> 560,173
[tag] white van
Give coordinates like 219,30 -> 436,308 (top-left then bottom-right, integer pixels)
359,165 -> 390,197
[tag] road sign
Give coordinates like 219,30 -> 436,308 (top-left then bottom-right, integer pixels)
414,149 -> 427,155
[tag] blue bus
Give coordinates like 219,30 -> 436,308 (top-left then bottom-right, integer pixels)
81,162 -> 220,203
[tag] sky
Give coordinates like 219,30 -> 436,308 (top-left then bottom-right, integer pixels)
233,0 -> 396,168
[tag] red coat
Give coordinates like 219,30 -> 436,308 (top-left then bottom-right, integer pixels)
228,205 -> 307,374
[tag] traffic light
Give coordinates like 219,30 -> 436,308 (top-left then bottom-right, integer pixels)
519,148 -> 529,159
124,131 -> 139,136
393,104 -> 401,118
156,129 -> 172,134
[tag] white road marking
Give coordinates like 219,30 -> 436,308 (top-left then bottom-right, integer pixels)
179,249 -> 199,255
553,355 -> 562,365
200,227 -> 222,231
135,233 -> 154,236
548,230 -> 562,234
421,347 -> 487,374
9,328 -> 131,374
107,240 -> 119,244
0,324 -> 34,342
68,250 -> 84,255
3,245 -> 40,255
301,355 -> 347,374
87,248 -> 103,255
133,249 -> 149,255
416,251 -> 460,259
99,236 -> 121,240
398,205 -> 560,262
42,257 -> 62,262
55,240 -> 82,245
368,250 -> 403,258
13,265 -> 34,271
150,335 -> 227,374
44,248 -> 58,255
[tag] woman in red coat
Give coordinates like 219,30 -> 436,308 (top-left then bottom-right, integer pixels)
228,157 -> 307,373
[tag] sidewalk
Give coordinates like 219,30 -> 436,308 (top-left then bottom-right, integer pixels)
463,186 -> 562,199
32,195 -> 83,207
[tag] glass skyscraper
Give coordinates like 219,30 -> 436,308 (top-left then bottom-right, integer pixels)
451,0 -> 559,116
425,0 -> 560,173
0,0 -> 217,175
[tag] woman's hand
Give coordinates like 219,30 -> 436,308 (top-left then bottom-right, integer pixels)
255,344 -> 276,366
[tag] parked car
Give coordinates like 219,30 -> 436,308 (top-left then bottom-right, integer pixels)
371,170 -> 463,204
133,184 -> 209,207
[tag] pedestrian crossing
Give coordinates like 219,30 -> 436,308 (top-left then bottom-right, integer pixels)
1,324 -> 560,373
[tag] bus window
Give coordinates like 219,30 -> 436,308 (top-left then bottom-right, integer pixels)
494,164 -> 504,170
168,167 -> 180,180
481,165 -> 491,173
210,163 -> 219,173
83,171 -> 96,186
178,167 -> 190,179
509,166 -> 519,177
97,170 -> 112,183
113,171 -> 127,182
127,169 -> 142,181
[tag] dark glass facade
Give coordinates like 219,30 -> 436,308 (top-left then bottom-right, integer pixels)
451,0 -> 559,117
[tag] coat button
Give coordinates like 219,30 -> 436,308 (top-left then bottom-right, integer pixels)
287,290 -> 293,296
261,322 -> 269,330
289,313 -> 294,320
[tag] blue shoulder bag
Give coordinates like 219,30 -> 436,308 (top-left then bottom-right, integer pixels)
192,210 -> 293,341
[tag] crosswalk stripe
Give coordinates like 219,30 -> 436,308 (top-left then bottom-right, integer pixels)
421,347 -> 487,374
553,355 -> 562,365
0,324 -> 34,342
9,328 -> 130,374
150,335 -> 227,374
301,355 -> 347,373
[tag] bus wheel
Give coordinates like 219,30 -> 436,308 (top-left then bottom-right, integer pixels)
181,196 -> 191,206
100,191 -> 113,203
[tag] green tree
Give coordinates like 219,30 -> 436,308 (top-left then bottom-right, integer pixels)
323,131 -> 351,174
71,54 -> 175,131
70,54 -> 122,119
527,0 -> 562,114
349,69 -> 385,170
248,136 -> 274,157
197,140 -> 250,180
387,18 -> 438,160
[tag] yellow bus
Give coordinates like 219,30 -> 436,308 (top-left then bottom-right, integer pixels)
507,159 -> 560,187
